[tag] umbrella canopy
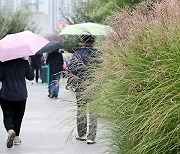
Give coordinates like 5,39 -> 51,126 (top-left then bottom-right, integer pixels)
45,33 -> 63,42
59,22 -> 113,36
37,41 -> 64,54
0,30 -> 49,62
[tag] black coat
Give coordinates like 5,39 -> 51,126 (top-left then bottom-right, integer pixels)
30,54 -> 44,67
46,51 -> 64,75
0,58 -> 34,101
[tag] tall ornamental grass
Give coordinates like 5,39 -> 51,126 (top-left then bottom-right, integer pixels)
87,0 -> 180,153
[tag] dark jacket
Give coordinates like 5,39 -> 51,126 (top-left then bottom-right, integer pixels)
30,54 -> 44,67
67,47 -> 97,91
46,51 -> 64,75
0,58 -> 34,101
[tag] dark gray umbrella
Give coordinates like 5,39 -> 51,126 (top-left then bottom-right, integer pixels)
45,33 -> 63,42
37,41 -> 64,54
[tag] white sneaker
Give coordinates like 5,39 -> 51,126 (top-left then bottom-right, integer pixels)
75,134 -> 86,141
14,136 -> 21,145
87,139 -> 96,144
7,130 -> 16,148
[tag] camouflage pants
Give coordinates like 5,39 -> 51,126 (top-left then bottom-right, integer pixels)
76,91 -> 97,141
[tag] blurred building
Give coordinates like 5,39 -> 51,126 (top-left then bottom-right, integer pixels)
27,0 -> 73,33
0,0 -> 74,35
0,0 -> 14,11
0,0 -> 28,11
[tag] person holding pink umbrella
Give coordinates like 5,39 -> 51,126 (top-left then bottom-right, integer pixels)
0,58 -> 34,148
0,30 -> 49,149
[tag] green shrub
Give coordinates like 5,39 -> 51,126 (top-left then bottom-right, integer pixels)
62,35 -> 82,53
0,9 -> 35,39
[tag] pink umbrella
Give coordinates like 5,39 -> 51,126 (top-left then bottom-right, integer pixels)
0,30 -> 49,62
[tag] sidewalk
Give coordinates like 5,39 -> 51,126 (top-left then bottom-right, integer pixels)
0,79 -> 109,154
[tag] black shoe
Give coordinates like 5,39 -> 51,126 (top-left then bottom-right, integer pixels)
49,94 -> 54,98
54,95 -> 58,99
7,131 -> 16,148
48,94 -> 50,97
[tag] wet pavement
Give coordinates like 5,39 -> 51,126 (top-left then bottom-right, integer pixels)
0,79 -> 109,154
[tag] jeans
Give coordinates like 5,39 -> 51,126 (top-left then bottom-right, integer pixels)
49,73 -> 61,96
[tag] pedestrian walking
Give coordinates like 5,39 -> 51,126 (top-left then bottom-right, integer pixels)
29,54 -> 44,83
46,50 -> 64,99
0,58 -> 34,148
66,35 -> 99,144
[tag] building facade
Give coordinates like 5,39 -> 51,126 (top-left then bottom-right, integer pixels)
0,0 -> 74,35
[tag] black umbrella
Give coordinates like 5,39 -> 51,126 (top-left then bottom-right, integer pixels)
37,41 -> 64,54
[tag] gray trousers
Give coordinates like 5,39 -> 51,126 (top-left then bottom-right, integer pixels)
76,92 -> 97,141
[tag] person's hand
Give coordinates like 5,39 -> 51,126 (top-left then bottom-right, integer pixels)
63,65 -> 68,71
65,83 -> 71,90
